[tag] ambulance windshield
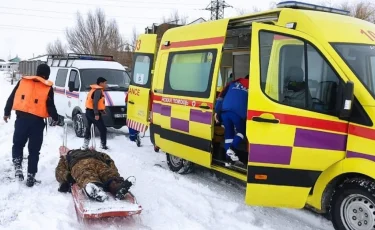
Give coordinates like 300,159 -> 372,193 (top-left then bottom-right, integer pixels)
333,43 -> 375,97
80,69 -> 131,91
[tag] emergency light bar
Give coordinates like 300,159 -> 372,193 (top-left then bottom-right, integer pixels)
47,53 -> 114,67
277,1 -> 350,15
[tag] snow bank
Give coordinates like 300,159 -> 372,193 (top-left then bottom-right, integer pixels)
0,73 -> 334,230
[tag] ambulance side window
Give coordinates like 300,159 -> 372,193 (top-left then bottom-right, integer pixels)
132,54 -> 152,88
259,31 -> 342,116
56,69 -> 68,87
164,49 -> 217,98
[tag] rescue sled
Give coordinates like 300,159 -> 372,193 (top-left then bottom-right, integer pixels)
59,122 -> 142,221
71,183 -> 142,219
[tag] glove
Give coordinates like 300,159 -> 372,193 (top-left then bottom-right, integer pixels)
58,182 -> 71,193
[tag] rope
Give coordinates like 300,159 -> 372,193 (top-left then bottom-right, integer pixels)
62,122 -> 67,148
90,124 -> 96,150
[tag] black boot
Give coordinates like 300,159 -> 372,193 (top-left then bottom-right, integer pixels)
100,142 -> 109,150
109,177 -> 135,200
15,166 -> 24,181
26,173 -> 37,187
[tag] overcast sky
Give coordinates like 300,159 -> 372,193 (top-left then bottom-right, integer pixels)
0,0 -> 349,60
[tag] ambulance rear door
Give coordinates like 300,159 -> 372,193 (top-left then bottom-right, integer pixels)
126,34 -> 157,133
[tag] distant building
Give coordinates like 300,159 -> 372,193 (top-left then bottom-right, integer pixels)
8,55 -> 21,63
188,17 -> 206,25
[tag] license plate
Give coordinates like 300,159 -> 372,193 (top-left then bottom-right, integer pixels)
114,114 -> 126,118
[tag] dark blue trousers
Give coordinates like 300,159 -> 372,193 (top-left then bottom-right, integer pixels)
221,111 -> 246,154
84,109 -> 107,145
12,116 -> 45,174
129,127 -> 139,142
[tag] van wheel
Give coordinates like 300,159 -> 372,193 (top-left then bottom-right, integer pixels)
329,178 -> 375,230
73,113 -> 86,138
166,154 -> 193,174
113,126 -> 122,130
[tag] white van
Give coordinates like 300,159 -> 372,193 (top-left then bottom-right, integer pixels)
47,54 -> 131,137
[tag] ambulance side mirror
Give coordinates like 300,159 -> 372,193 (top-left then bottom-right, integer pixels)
339,81 -> 354,119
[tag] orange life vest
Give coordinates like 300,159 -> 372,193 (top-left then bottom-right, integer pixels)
85,84 -> 106,110
12,76 -> 53,118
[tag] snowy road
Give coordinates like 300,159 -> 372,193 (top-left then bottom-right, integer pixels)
0,74 -> 334,230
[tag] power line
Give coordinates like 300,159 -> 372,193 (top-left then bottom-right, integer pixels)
202,0 -> 232,20
33,0 -> 200,10
0,6 -> 161,20
76,0 -> 201,6
0,11 -> 159,25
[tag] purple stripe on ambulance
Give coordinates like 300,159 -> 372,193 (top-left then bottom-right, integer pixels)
347,151 -> 375,162
249,144 -> 292,165
294,128 -> 347,151
152,103 -> 162,114
171,118 -> 189,133
161,105 -> 171,116
190,109 -> 212,124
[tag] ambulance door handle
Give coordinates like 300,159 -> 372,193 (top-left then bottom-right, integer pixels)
252,116 -> 279,124
128,101 -> 134,104
199,105 -> 210,109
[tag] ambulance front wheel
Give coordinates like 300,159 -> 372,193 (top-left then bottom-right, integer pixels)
166,154 -> 193,174
330,178 -> 375,230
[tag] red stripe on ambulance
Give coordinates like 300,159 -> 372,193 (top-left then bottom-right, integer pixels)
153,95 -> 213,109
161,36 -> 225,50
247,110 -> 348,133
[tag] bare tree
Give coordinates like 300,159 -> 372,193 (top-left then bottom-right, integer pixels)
237,6 -> 261,15
122,27 -> 139,68
46,38 -> 67,55
65,8 -> 125,55
162,10 -> 188,25
338,0 -> 375,22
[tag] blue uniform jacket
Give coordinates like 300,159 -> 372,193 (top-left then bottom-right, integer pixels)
215,78 -> 249,120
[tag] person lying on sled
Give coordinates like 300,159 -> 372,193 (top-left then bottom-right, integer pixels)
55,148 -> 135,202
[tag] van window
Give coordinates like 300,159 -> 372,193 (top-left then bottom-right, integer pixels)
80,69 -> 130,91
69,70 -> 80,90
333,44 -> 375,98
133,55 -> 151,86
260,31 -> 341,116
56,69 -> 68,87
164,50 -> 217,98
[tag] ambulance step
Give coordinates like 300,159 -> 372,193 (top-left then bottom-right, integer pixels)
212,159 -> 247,174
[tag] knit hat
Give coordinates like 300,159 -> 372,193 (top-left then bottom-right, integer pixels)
97,77 -> 107,85
36,64 -> 51,80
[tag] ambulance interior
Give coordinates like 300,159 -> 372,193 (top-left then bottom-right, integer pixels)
212,26 -> 251,173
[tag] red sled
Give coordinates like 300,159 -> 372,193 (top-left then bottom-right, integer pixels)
71,184 -> 142,219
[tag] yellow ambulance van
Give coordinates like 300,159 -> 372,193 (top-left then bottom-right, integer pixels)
126,1 -> 375,229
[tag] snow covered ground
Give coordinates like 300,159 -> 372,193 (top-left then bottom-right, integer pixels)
0,73 -> 335,230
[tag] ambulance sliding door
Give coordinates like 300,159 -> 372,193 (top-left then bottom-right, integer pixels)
155,19 -> 229,168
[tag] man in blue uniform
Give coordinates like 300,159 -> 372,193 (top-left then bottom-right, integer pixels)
214,75 -> 249,164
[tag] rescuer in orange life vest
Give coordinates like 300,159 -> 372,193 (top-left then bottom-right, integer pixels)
3,64 -> 59,187
81,77 -> 109,150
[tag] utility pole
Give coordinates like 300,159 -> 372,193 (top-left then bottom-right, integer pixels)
203,0 -> 232,20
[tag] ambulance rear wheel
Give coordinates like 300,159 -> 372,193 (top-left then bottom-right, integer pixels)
330,178 -> 375,230
166,154 -> 193,174
73,113 -> 86,138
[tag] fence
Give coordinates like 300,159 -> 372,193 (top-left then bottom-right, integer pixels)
19,60 -> 45,76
